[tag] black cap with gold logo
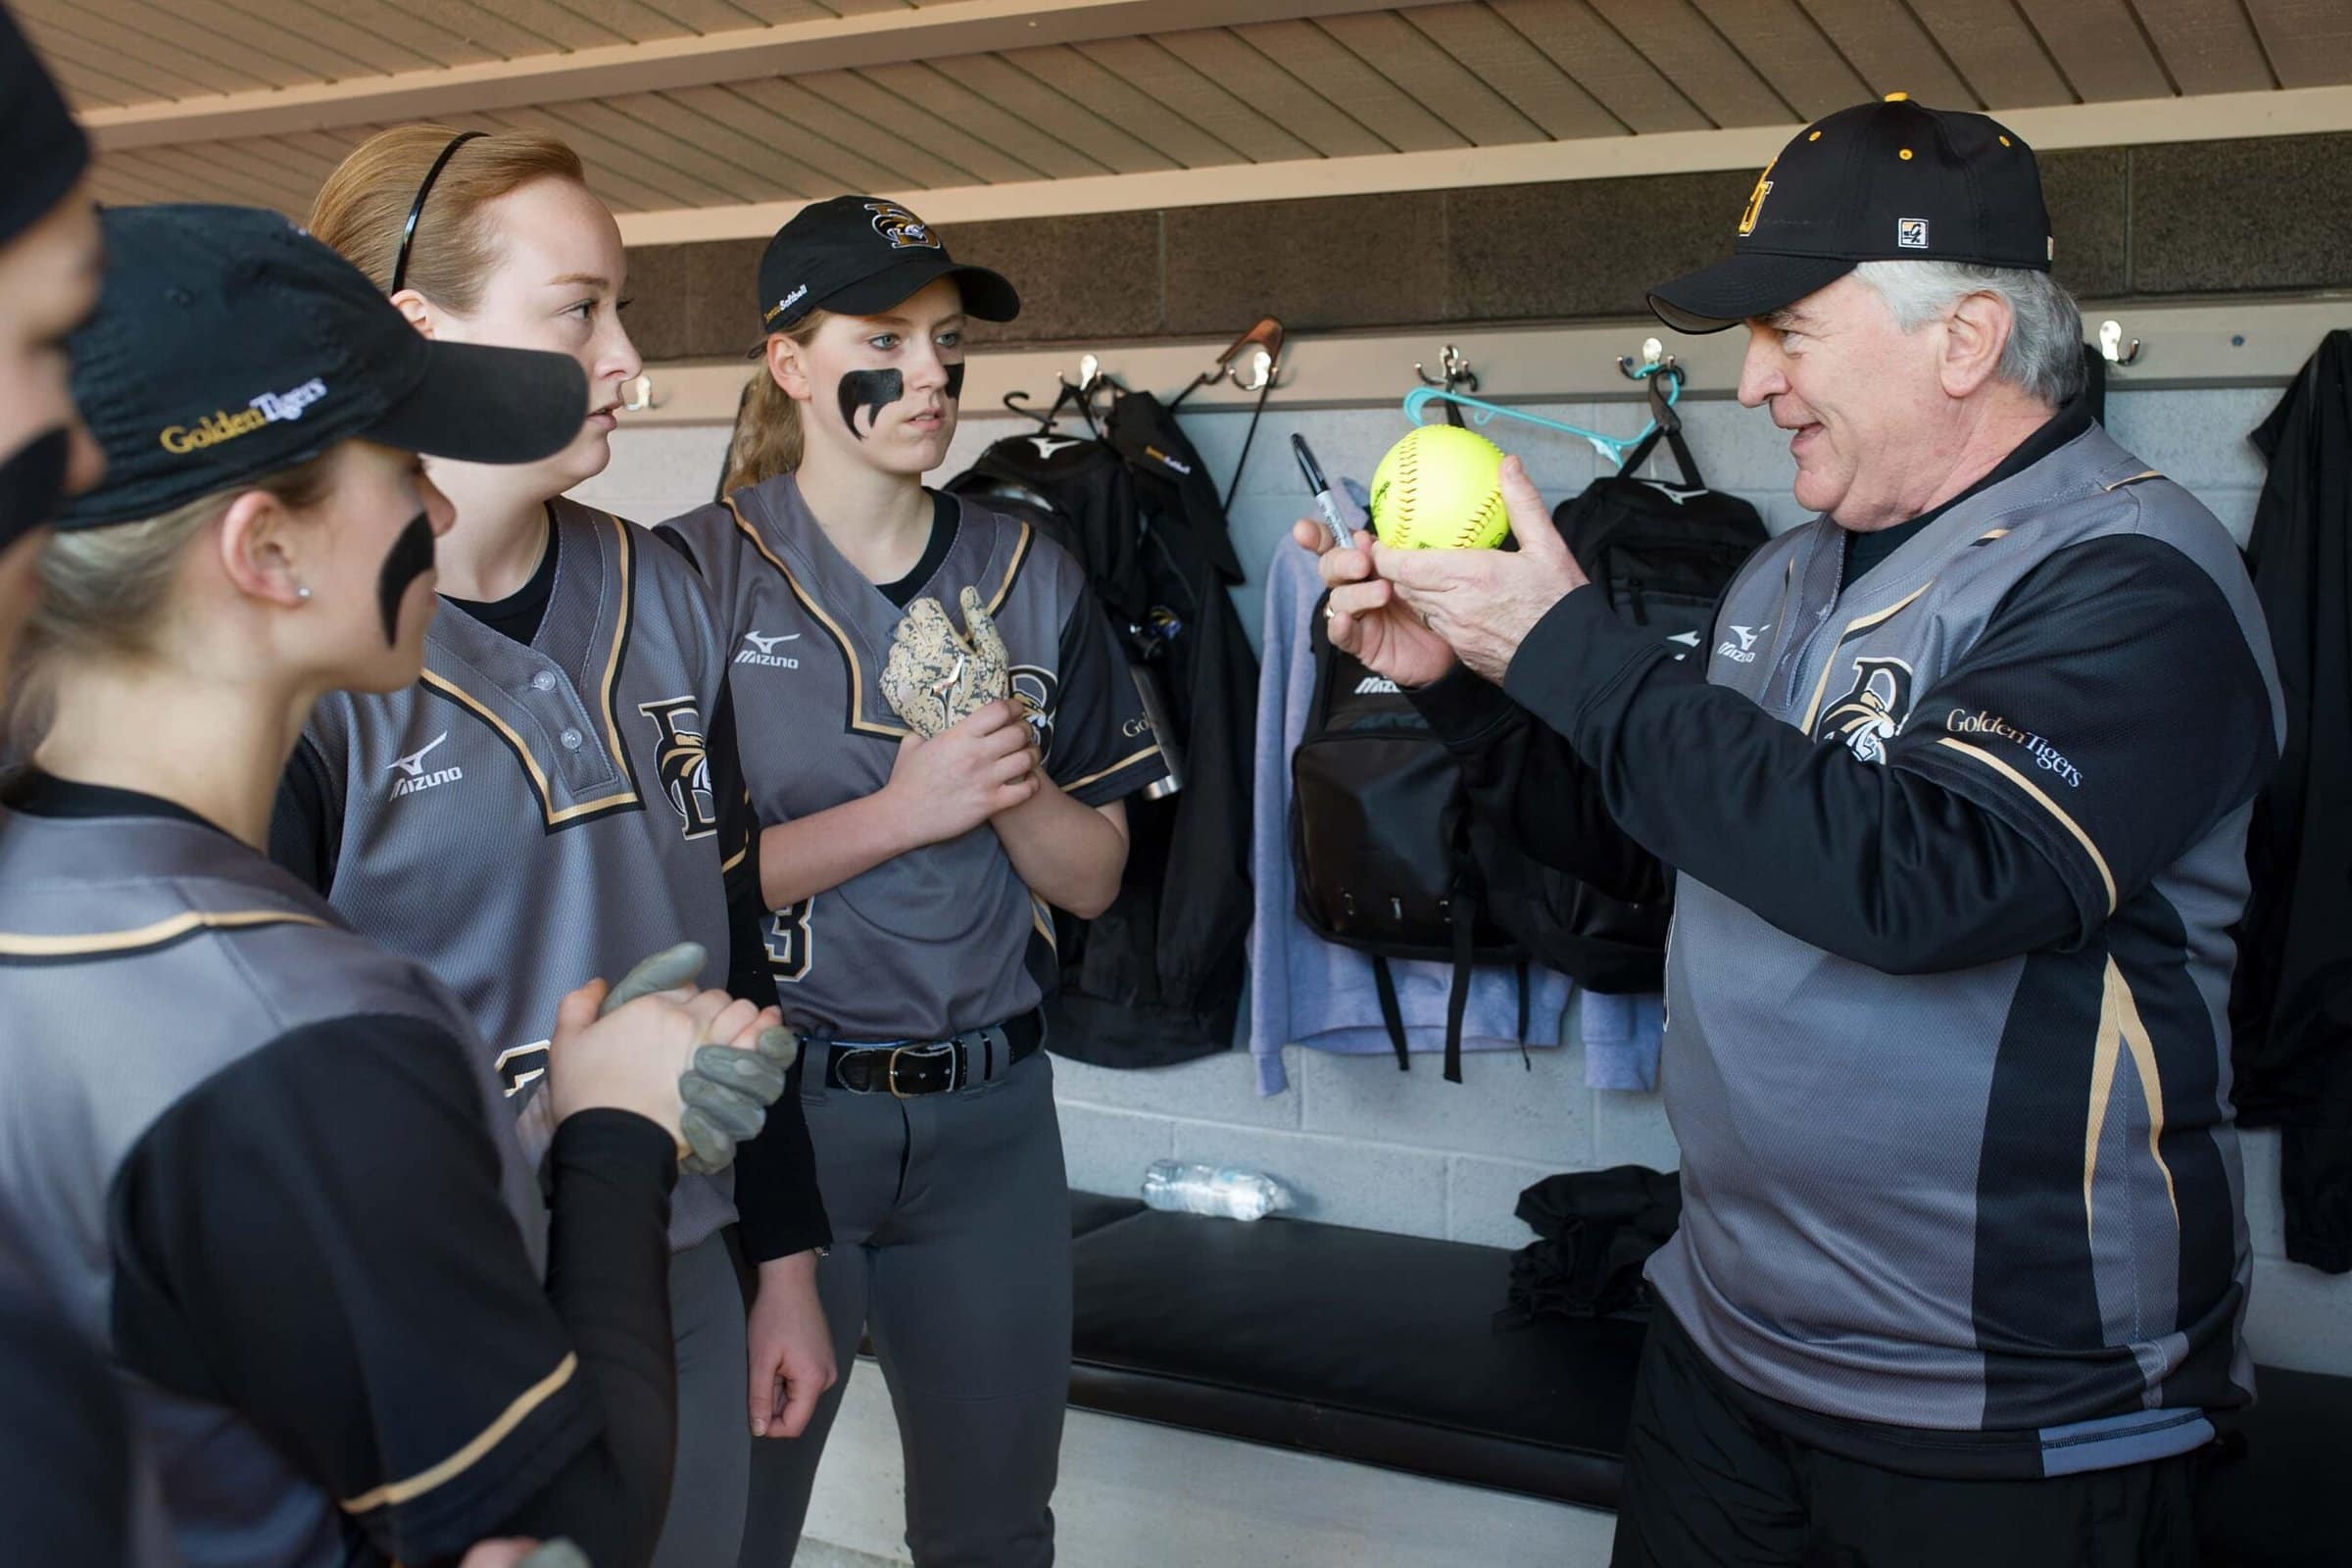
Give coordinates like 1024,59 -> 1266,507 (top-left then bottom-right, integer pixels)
1648,95 -> 2053,335
57,204 -> 587,530
754,194 -> 1020,339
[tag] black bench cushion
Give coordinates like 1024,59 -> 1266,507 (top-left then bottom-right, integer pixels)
2198,1365 -> 2352,1566
1070,1190 -> 1147,1240
1067,1208 -> 1642,1509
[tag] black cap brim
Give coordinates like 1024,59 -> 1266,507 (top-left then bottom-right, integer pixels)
367,340 -> 588,466
1647,252 -> 1857,334
818,257 -> 1021,324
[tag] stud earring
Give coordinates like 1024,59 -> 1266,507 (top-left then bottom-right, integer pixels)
295,584 -> 314,601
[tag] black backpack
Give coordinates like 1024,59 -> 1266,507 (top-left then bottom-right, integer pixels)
1493,401 -> 1767,978
1554,411 -> 1769,662
1290,609 -> 1532,1083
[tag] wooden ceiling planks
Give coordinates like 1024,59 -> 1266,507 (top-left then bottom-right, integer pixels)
2244,0 -> 2352,91
1897,0 -> 2074,106
2010,0 -> 2175,101
1483,0 -> 1714,132
1071,34 -> 1322,164
946,50 -> 1182,172
1150,26 -> 1397,159
2129,0 -> 2276,95
794,66 -> 1054,181
1688,0 -> 1874,119
1585,0 -> 1800,125
998,41 -> 1254,167
856,58 -> 1123,175
651,82 -> 892,193
1397,3 -> 1624,140
20,7 -> 285,102
1787,0 -> 1977,106
1227,16 -> 1468,151
1314,9 -> 1552,145
718,74 -> 969,190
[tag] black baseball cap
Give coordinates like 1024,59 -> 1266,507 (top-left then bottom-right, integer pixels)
0,4 -> 86,250
755,195 -> 1019,339
56,205 -> 588,530
1648,95 -> 2052,334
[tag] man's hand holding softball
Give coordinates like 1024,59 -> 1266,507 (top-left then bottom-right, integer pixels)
1295,454 -> 1590,687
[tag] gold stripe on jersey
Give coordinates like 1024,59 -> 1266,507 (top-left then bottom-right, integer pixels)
1030,892 -> 1056,954
2102,469 -> 2164,492
1062,743 -> 1165,795
0,907 -> 328,961
1797,581 -> 1935,733
2082,958 -> 2180,1247
984,520 -> 1033,616
340,1351 -> 580,1515
420,514 -> 644,829
725,496 -> 909,740
1933,737 -> 2119,913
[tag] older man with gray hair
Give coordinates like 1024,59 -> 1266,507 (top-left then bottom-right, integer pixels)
1305,97 -> 2281,1565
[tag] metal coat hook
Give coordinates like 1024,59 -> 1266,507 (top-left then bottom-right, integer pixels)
619,372 -> 658,412
1414,343 -> 1478,393
2097,319 -> 2141,367
1617,336 -> 1677,379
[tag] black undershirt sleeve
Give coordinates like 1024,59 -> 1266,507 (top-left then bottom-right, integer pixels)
268,735 -> 343,894
0,1297 -> 133,1568
1494,533 -> 2267,974
1407,663 -> 1672,907
107,1014 -> 680,1568
707,674 -> 830,1262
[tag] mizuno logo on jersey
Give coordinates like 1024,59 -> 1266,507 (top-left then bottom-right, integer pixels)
638,696 -> 720,839
1717,623 -> 1770,663
736,630 -> 802,668
1354,674 -> 1400,695
1026,436 -> 1083,460
388,732 -> 464,798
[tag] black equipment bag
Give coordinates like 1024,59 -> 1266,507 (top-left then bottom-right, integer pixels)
1290,608 -> 1530,1083
1500,389 -> 1767,990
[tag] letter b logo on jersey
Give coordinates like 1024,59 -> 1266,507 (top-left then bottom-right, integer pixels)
1817,656 -> 1916,765
638,697 -> 719,839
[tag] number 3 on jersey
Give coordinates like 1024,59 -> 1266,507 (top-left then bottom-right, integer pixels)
765,897 -> 814,982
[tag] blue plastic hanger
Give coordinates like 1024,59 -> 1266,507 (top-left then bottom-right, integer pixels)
1401,363 -> 1684,464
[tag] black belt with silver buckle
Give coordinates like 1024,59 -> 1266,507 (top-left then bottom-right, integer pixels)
824,1010 -> 1044,1098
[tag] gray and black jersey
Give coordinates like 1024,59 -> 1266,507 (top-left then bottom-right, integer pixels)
275,497 -> 825,1258
0,783 -> 595,1567
1428,410 -> 2282,1479
661,477 -> 1166,1041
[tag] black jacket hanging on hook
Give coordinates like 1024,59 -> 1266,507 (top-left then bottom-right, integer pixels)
2230,328 -> 2352,1274
945,393 -> 1258,1066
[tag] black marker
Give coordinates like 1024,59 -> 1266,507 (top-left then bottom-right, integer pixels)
1291,434 -> 1362,550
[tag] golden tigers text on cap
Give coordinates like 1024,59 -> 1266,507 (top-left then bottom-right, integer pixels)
159,407 -> 270,453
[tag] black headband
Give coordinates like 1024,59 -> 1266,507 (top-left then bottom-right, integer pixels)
390,130 -> 483,296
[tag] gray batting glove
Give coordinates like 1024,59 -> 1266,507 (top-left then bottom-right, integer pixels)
515,1543 -> 591,1568
599,941 -> 709,1014
678,1027 -> 801,1174
602,943 -> 802,1175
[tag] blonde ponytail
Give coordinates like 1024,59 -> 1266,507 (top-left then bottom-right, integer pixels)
721,313 -> 832,496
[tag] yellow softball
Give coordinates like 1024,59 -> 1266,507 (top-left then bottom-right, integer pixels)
1368,423 -> 1509,551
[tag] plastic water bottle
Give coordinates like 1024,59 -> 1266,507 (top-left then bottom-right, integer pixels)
1141,1160 -> 1292,1222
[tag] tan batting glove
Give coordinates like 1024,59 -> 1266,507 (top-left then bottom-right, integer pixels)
881,587 -> 1011,738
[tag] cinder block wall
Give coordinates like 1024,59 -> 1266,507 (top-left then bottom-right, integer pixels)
575,378 -> 2350,1379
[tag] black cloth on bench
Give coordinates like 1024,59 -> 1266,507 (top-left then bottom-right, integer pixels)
1067,1206 -> 1642,1508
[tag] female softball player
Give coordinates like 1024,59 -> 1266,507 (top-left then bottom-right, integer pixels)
662,198 -> 1168,1567
0,201 -> 791,1568
275,127 -> 836,1568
